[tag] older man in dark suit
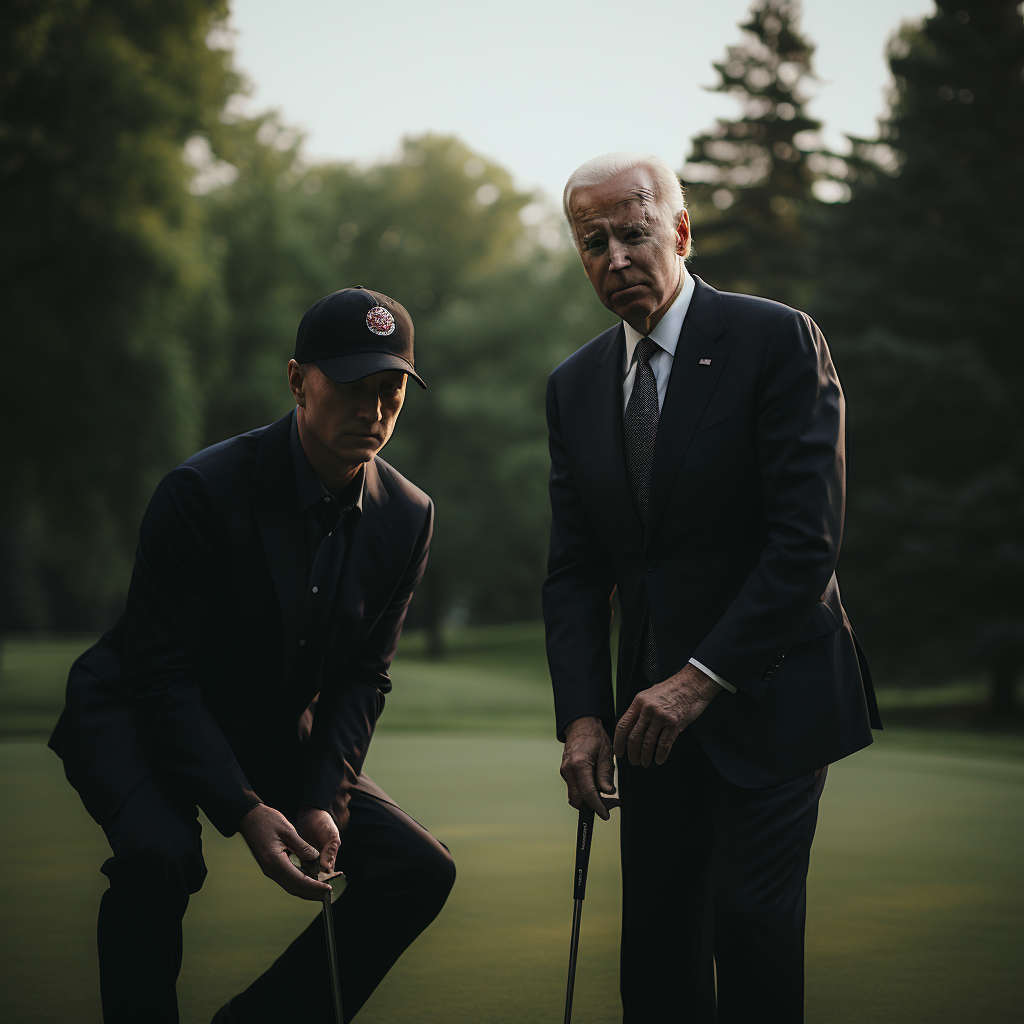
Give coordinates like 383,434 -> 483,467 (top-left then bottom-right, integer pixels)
544,153 -> 880,1023
49,287 -> 455,1024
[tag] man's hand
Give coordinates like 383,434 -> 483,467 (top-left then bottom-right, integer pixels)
560,716 -> 615,820
238,803 -> 331,901
614,663 -> 723,768
295,806 -> 341,875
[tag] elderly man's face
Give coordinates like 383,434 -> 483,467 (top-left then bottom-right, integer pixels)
570,168 -> 690,332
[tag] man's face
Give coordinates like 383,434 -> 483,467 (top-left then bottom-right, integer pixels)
570,168 -> 690,330
289,362 -> 408,467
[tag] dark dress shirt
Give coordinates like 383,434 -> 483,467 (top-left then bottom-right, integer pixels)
289,414 -> 364,680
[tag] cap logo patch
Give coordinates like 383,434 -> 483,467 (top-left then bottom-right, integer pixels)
366,306 -> 396,336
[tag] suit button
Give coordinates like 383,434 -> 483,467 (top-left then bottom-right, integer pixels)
645,561 -> 657,572
299,639 -> 306,646
763,670 -> 774,680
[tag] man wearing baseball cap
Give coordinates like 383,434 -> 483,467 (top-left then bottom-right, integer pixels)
49,287 -> 453,1023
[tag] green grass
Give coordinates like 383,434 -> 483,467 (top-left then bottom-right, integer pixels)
1,734 -> 1022,1024
1,626 -> 1022,1021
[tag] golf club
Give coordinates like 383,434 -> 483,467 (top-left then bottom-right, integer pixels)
301,860 -> 346,1024
564,796 -> 620,1024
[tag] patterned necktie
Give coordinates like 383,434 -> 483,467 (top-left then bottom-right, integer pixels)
624,336 -> 661,683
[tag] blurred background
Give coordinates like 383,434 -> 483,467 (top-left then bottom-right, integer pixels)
1,1 -> 1021,1022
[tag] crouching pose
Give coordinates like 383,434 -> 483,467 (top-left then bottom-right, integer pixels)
50,287 -> 454,1023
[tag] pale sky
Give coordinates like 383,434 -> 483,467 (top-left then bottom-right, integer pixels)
226,0 -> 933,202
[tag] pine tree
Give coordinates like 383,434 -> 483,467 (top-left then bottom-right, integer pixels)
821,0 -> 1024,715
683,0 -> 823,307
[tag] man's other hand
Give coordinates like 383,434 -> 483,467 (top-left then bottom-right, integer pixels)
238,803 -> 331,901
296,806 -> 342,874
614,663 -> 723,768
561,716 -> 615,820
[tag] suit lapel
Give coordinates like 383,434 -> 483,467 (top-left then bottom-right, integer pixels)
646,277 -> 730,545
252,412 -> 306,682
585,325 -> 643,535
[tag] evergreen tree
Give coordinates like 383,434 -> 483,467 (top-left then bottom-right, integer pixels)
683,0 -> 823,307
820,0 -> 1024,715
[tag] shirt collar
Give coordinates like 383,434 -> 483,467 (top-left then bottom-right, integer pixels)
622,263 -> 695,368
289,409 -> 366,514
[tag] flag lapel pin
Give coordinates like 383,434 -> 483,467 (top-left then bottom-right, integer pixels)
698,357 -> 712,366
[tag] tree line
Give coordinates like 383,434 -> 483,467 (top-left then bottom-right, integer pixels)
1,0 -> 1021,711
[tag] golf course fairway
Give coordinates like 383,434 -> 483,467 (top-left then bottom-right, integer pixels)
1,732 -> 1021,1023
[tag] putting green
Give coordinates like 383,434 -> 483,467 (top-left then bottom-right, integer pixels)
1,734 -> 1021,1023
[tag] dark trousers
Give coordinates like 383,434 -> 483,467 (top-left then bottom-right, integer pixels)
617,728 -> 826,1024
97,771 -> 455,1023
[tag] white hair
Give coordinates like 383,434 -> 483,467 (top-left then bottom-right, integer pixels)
562,152 -> 687,249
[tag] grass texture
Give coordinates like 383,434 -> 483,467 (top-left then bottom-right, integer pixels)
1,733 -> 1022,1024
0,627 -> 1022,1022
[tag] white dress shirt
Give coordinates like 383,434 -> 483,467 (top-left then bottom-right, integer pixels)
621,263 -> 694,413
620,263 -> 736,695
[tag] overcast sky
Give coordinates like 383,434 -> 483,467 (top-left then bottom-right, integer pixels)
227,0 -> 934,201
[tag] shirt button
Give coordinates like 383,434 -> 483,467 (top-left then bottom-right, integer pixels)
299,639 -> 306,646
645,561 -> 657,572
312,587 -> 318,594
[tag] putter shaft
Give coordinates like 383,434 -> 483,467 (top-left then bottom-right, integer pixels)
321,890 -> 344,1024
300,859 -> 345,1024
564,798 -> 619,1023
564,805 -> 595,1024
564,898 -> 583,1024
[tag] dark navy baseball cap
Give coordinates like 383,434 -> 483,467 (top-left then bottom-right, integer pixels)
294,286 -> 426,389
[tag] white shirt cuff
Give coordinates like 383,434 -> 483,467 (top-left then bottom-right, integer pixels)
689,657 -> 736,694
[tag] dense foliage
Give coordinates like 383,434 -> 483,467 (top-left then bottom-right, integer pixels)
0,2 -> 611,641
0,0 -> 237,624
2,0 -> 1021,711
818,0 -> 1024,712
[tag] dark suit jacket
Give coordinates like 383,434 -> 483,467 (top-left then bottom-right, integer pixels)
49,411 -> 432,835
543,276 -> 880,788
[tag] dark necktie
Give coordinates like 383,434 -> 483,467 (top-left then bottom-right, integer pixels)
624,336 -> 661,683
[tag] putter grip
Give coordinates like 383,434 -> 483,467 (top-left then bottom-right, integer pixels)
572,804 -> 596,900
